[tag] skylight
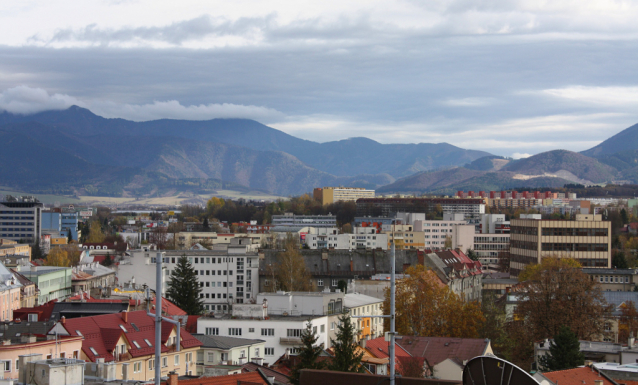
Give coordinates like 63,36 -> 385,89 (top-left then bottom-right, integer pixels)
119,325 -> 128,332
76,330 -> 83,337
131,323 -> 140,332
90,347 -> 98,355
144,339 -> 152,347
133,341 -> 141,349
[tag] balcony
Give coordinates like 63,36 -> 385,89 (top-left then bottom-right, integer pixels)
280,337 -> 302,345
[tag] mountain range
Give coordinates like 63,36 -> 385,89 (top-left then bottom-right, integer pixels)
0,106 -> 637,197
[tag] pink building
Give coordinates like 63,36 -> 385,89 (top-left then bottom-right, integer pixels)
0,263 -> 21,321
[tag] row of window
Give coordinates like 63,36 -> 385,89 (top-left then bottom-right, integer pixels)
205,326 -> 329,338
0,211 -> 34,214
196,270 -> 233,276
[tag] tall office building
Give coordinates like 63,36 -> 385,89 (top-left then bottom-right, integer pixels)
0,196 -> 43,243
510,214 -> 611,276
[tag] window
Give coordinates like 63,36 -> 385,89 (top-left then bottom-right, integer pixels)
261,328 -> 275,336
317,279 -> 324,286
265,348 -> 275,356
133,341 -> 141,349
332,279 -> 338,286
206,327 -> 219,335
287,329 -> 302,337
229,328 -> 242,336
255,348 -> 260,357
162,357 -> 168,368
149,360 -> 154,370
174,355 -> 180,365
249,328 -> 255,333
28,313 -> 38,322
207,352 -> 215,363
331,322 -> 335,330
2,361 -> 10,372
90,347 -> 99,355
321,325 -> 325,333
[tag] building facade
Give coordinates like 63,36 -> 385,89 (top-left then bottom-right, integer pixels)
20,266 -> 72,304
313,187 -> 375,205
0,196 -> 43,243
356,198 -> 485,219
510,214 -> 612,276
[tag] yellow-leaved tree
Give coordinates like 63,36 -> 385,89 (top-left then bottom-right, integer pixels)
86,221 -> 106,243
45,248 -> 70,267
384,265 -> 484,337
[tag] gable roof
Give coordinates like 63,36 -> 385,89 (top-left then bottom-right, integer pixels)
540,366 -> 616,385
165,371 -> 268,385
242,362 -> 291,385
58,310 -> 202,362
365,337 -> 412,359
397,336 -> 490,367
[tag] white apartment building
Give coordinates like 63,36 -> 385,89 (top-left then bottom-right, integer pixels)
196,291 -> 344,363
116,238 -> 259,313
344,293 -> 384,341
304,227 -> 388,250
192,334 -> 266,371
473,234 -> 510,266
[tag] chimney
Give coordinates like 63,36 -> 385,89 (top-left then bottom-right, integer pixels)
61,316 -> 66,325
121,311 -> 128,323
167,371 -> 178,385
360,339 -> 366,349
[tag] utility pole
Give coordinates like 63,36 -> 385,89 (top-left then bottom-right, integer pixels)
155,252 -> 162,385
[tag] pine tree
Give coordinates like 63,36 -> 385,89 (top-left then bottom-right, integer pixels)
202,217 -> 210,231
329,314 -> 365,373
539,325 -> 585,371
290,321 -> 326,385
103,252 -> 113,266
32,240 -> 43,259
166,255 -> 205,315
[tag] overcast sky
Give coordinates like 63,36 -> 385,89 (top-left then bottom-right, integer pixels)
1,0 -> 638,158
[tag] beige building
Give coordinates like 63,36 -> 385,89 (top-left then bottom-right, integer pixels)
510,214 -> 611,276
175,233 -> 265,249
313,187 -> 375,206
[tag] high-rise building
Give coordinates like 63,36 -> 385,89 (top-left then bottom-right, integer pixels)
509,214 -> 611,276
0,196 -> 43,243
313,187 -> 375,205
356,198 -> 485,218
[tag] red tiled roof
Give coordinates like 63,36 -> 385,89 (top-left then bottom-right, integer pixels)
242,362 -> 291,384
541,367 -> 615,385
165,371 -> 268,385
365,337 -> 411,359
152,297 -> 187,316
13,300 -> 57,322
59,310 -> 202,362
397,336 -> 489,367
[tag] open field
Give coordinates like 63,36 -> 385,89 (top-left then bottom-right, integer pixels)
0,187 -> 285,207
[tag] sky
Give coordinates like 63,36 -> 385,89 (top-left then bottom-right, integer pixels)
1,1 -> 638,158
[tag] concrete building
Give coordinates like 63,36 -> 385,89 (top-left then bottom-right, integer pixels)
344,293 -> 384,341
509,214 -> 612,276
0,196 -> 43,243
20,266 -> 72,304
118,238 -> 259,313
0,240 -> 31,258
20,356 -> 86,385
304,227 -> 388,251
192,334 -> 266,372
71,263 -> 116,294
356,198 -> 485,219
478,214 -> 510,234
271,213 -> 337,229
11,269 -> 38,308
0,263 -> 22,321
583,268 -> 638,292
473,234 -> 510,266
313,187 -> 375,205
196,291 -> 344,363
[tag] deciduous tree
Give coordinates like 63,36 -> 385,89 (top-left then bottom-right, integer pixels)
166,255 -> 205,315
45,248 -> 70,267
290,321 -> 326,385
329,314 -> 365,373
384,265 -> 484,338
270,235 -> 314,292
86,221 -> 106,243
619,301 -> 638,343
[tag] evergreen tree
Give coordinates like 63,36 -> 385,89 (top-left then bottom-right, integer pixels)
329,314 -> 365,373
613,251 -> 629,269
538,325 -> 584,371
166,255 -> 205,315
466,248 -> 479,261
67,230 -> 73,243
32,240 -> 43,259
202,217 -> 210,231
103,252 -> 113,266
290,321 -> 326,385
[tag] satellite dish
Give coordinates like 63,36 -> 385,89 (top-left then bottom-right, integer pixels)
463,356 -> 539,385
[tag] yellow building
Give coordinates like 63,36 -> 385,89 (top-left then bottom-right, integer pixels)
313,187 -> 375,206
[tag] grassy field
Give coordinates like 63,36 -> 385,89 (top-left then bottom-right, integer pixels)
0,187 -> 285,206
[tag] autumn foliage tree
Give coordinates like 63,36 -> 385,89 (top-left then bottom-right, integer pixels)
86,220 -> 106,243
384,265 -> 484,337
508,257 -> 611,368
267,235 -> 314,292
45,248 -> 70,267
619,301 -> 638,342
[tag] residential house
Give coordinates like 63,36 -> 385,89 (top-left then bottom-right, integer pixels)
0,321 -> 83,379
192,334 -> 265,373
11,269 -> 38,308
344,293 -> 384,341
397,336 -> 493,381
422,249 -> 483,302
71,262 -> 116,294
49,310 -> 203,381
533,366 -> 617,385
0,263 -> 22,321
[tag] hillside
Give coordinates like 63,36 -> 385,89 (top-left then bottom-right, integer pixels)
582,122 -> 638,157
0,106 -> 490,178
501,150 -> 616,184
